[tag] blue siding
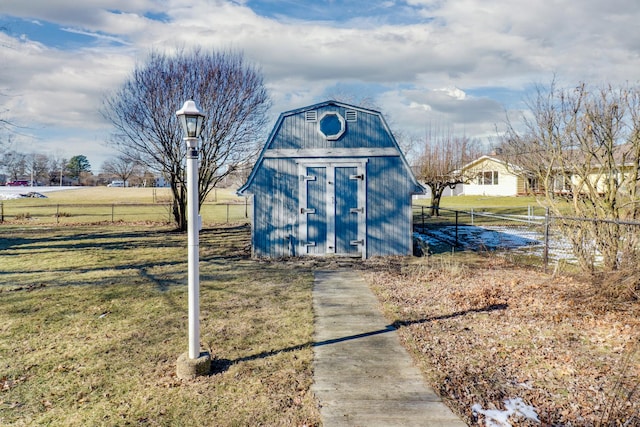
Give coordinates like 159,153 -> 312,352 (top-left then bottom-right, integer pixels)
335,167 -> 359,255
250,158 -> 298,257
239,100 -> 423,259
366,157 -> 415,256
306,167 -> 327,255
269,105 -> 396,151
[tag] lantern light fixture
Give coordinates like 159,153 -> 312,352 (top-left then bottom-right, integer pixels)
176,99 -> 205,140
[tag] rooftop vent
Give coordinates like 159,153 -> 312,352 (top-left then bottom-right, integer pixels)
305,111 -> 318,122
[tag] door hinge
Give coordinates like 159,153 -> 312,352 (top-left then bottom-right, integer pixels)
301,175 -> 316,181
349,174 -> 364,180
349,207 -> 364,214
300,208 -> 316,214
350,239 -> 364,246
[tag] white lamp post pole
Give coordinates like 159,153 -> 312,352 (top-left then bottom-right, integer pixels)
175,100 -> 211,378
185,134 -> 200,359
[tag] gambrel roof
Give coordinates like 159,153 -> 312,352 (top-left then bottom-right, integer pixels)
238,100 -> 424,195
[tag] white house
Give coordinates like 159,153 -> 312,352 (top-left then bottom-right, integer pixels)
452,150 -> 636,198
457,155 -> 530,196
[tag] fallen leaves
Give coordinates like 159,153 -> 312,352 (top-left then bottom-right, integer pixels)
1,376 -> 26,392
364,255 -> 640,425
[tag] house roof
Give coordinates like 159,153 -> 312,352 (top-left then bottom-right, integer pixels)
458,155 -> 526,174
238,100 -> 424,195
484,143 -> 640,174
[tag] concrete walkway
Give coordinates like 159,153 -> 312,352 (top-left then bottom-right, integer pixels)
312,270 -> 467,427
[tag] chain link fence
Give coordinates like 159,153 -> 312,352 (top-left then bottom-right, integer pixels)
413,204 -> 640,272
0,201 -> 251,225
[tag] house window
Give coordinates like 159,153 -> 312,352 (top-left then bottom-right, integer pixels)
478,171 -> 499,185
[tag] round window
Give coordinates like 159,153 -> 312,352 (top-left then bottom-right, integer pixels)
318,112 -> 345,140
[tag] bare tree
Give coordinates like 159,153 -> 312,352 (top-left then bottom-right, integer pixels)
324,92 -> 379,111
1,150 -> 26,181
0,91 -> 20,155
323,93 -> 414,155
415,130 -> 482,215
102,48 -> 270,230
102,155 -> 142,186
25,153 -> 50,185
503,81 -> 640,271
48,155 -> 67,186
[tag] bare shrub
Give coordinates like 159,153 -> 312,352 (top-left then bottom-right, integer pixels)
594,270 -> 640,302
503,80 -> 640,277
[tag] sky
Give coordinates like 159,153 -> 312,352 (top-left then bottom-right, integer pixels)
1,0 -> 640,171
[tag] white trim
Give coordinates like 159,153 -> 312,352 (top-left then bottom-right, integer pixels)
264,147 -> 399,158
355,162 -> 367,259
298,164 -> 310,249
317,111 -> 346,141
326,166 -> 336,254
297,159 -> 368,258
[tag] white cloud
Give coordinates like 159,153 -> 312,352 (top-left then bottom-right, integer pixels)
2,0 -> 640,168
436,87 -> 466,101
409,102 -> 433,112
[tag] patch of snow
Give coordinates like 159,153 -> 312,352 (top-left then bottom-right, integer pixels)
415,225 -> 579,263
0,191 -> 48,200
0,193 -> 24,200
472,398 -> 540,426
506,398 -> 540,423
0,186 -> 81,200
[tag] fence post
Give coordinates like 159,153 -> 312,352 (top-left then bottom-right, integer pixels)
471,208 -> 474,225
112,204 -> 115,223
455,210 -> 459,246
56,204 -> 60,224
0,201 -> 3,223
543,207 -> 550,272
245,197 -> 248,218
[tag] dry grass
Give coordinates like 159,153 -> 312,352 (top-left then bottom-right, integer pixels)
0,224 -> 320,426
1,187 -> 249,225
3,190 -> 639,425
363,254 -> 640,426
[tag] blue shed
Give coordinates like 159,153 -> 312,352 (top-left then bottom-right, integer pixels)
238,100 -> 424,259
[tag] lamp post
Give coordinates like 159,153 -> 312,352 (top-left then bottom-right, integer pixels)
175,99 -> 211,379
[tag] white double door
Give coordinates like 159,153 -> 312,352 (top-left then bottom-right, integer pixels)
298,161 -> 367,257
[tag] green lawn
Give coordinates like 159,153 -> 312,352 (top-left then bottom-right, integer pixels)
414,194 -> 539,210
413,194 -> 578,217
